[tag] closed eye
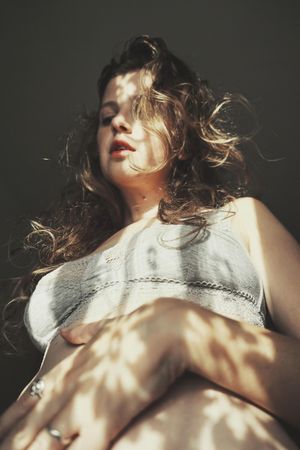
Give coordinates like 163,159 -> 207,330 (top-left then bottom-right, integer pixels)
100,116 -> 114,126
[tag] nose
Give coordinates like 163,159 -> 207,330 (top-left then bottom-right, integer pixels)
111,113 -> 132,133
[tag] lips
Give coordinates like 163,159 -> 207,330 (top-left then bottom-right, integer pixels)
110,139 -> 135,153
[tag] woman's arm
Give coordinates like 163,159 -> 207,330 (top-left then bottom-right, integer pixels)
178,197 -> 300,428
179,299 -> 300,429
231,197 -> 300,339
61,294 -> 300,430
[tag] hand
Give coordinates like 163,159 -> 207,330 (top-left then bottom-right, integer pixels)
0,297 -> 187,450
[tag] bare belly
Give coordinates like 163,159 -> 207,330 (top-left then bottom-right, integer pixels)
111,374 -> 298,450
30,333 -> 299,450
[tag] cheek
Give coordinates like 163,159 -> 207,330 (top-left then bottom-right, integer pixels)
96,130 -> 108,170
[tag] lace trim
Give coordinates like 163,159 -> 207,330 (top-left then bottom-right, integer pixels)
80,277 -> 257,304
56,279 -> 265,330
35,279 -> 265,351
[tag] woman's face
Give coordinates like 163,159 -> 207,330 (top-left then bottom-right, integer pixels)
96,70 -> 170,190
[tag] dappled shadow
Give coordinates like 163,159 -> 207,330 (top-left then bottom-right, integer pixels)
14,206 -> 300,448
29,298 -> 299,449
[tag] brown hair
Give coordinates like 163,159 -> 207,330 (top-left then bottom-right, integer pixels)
2,34 -> 259,352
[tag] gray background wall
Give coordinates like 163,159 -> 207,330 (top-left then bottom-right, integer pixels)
0,0 -> 299,412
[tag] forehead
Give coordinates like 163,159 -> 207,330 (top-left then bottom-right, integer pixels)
101,70 -> 152,105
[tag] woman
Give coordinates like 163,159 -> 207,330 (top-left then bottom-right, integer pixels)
0,35 -> 300,449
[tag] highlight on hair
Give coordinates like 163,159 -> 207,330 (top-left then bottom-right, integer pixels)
1,34 -> 260,352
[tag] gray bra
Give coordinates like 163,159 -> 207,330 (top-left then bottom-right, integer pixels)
24,209 -> 266,351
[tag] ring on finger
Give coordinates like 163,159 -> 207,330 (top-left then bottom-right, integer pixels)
46,425 -> 62,441
29,378 -> 45,399
46,425 -> 74,446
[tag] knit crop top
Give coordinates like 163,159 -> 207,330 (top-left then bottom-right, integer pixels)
24,209 -> 267,352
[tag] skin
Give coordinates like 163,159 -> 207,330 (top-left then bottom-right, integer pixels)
0,70 -> 300,450
97,69 -> 170,223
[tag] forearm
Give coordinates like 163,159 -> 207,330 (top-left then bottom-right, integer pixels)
175,300 -> 300,429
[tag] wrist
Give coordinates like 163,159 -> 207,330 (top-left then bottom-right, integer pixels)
154,297 -> 191,376
160,298 -> 212,375
175,300 -> 213,374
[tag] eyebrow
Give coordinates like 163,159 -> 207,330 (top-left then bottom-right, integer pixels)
99,95 -> 139,113
99,100 -> 118,112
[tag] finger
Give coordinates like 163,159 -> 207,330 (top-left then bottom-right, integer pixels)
47,395 -> 112,450
26,427 -> 66,450
27,422 -> 78,450
27,395 -> 82,450
60,322 -> 103,344
0,378 -> 76,450
0,386 -> 39,439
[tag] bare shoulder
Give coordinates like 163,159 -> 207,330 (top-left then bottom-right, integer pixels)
227,196 -> 299,251
227,196 -> 300,337
223,196 -> 264,253
227,196 -> 268,226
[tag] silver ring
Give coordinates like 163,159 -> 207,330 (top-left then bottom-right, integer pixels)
46,425 -> 62,442
29,378 -> 45,399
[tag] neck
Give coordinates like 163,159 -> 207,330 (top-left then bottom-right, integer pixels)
121,184 -> 165,225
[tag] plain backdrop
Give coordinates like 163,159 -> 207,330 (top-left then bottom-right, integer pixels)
0,0 -> 299,413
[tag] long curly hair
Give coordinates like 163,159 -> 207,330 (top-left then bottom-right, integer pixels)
1,34 -> 260,352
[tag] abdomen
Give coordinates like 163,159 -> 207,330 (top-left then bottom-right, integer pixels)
36,337 -> 298,450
